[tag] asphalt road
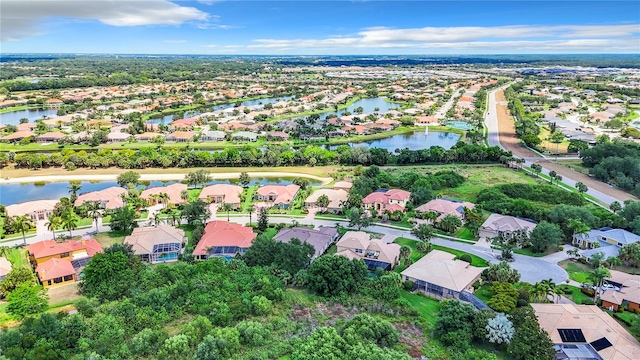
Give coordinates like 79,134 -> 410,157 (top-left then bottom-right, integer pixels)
484,86 -> 625,206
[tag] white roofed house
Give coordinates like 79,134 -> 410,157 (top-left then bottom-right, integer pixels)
304,188 -> 349,214
255,184 -> 300,209
335,231 -> 401,270
123,226 -> 187,263
6,200 -> 58,221
574,228 -> 640,259
0,257 -> 12,280
478,213 -> 537,241
401,250 -> 486,300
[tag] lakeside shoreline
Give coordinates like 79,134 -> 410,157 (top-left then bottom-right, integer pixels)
0,170 -> 333,185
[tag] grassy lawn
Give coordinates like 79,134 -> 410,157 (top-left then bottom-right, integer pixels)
557,285 -> 594,305
556,160 -> 590,175
188,188 -> 202,201
454,228 -> 475,241
559,260 -> 592,283
93,230 -> 128,248
428,164 -> 537,202
241,186 -> 258,212
4,247 -> 30,269
474,284 -> 493,303
394,237 -> 489,268
400,290 -> 441,327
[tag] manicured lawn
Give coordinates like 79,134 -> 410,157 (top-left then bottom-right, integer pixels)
394,237 -> 489,268
559,260 -> 592,283
558,285 -> 593,305
400,290 -> 441,327
93,230 -> 128,248
474,284 -> 493,303
454,228 -> 475,241
188,188 -> 202,201
241,186 -> 258,212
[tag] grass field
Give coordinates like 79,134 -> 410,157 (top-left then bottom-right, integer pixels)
3,247 -> 30,269
558,285 -> 593,305
393,237 -> 489,269
559,260 -> 592,283
513,247 -> 559,258
94,230 -> 128,248
556,160 -> 590,175
400,290 -> 441,327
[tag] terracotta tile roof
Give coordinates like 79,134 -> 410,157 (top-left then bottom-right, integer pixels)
36,258 -> 76,281
28,239 -> 103,260
199,184 -> 243,204
193,221 -> 257,256
256,184 -> 300,205
416,198 -> 475,221
2,130 -> 35,140
75,186 -> 127,209
141,183 -> 188,205
6,200 -> 58,217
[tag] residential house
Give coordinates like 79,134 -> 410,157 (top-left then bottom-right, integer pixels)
141,183 -> 189,206
2,131 -> 35,142
231,131 -> 259,142
123,226 -> 187,263
45,98 -> 64,108
107,132 -> 132,143
193,220 -> 257,260
573,228 -> 640,259
136,132 -> 161,142
415,198 -> 476,222
304,188 -> 349,214
266,131 -> 290,141
335,231 -> 401,270
198,184 -> 243,208
28,239 -> 103,288
75,186 -> 127,209
16,123 -> 36,132
255,184 -> 300,209
601,271 -> 640,312
532,303 -> 640,360
36,132 -> 66,143
273,226 -> 338,260
169,117 -> 198,131
0,257 -> 12,280
478,213 -> 537,241
362,189 -> 411,213
401,250 -> 485,299
333,181 -> 353,192
201,130 -> 226,142
6,199 -> 58,220
165,131 -> 197,142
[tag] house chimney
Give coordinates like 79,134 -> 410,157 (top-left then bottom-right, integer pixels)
40,269 -> 45,278
81,239 -> 86,245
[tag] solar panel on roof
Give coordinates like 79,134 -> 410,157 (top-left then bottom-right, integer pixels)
71,257 -> 92,269
558,329 -> 587,343
590,337 -> 613,351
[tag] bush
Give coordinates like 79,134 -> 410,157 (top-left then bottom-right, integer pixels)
403,280 -> 414,291
581,298 -> 595,305
458,254 -> 473,264
580,287 -> 596,297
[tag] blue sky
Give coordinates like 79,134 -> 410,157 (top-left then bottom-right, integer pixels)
2,0 -> 639,54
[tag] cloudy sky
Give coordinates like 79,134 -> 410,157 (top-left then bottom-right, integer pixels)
2,0 -> 639,54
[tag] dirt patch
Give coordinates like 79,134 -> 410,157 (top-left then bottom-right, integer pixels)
395,321 -> 426,358
495,90 -> 506,102
47,283 -> 81,305
538,160 -> 637,202
496,102 -> 538,158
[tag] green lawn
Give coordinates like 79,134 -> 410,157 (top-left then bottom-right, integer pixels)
93,230 -> 128,248
188,188 -> 202,201
454,228 -> 475,241
559,260 -> 592,283
558,285 -> 593,305
394,237 -> 489,268
241,186 -> 258,212
400,290 -> 441,327
4,247 -> 30,269
513,247 -> 559,258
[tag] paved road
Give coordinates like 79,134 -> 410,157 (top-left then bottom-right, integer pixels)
7,213 -> 568,284
485,87 -> 626,206
435,89 -> 461,119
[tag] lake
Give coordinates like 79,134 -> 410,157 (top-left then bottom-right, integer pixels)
146,95 -> 296,125
0,176 -> 321,206
292,97 -> 400,123
0,108 -> 59,126
329,130 -> 461,151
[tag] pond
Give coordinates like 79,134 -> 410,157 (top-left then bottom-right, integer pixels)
292,97 -> 401,123
146,96 -> 295,125
328,130 -> 461,152
0,108 -> 59,126
0,176 -> 322,206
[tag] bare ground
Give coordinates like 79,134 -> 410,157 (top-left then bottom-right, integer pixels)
47,283 -> 81,305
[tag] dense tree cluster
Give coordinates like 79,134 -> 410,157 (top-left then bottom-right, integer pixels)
580,140 -> 640,196
5,142 -> 511,170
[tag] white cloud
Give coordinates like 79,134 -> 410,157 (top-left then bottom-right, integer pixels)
164,40 -> 187,44
248,24 -> 640,53
1,0 -> 210,41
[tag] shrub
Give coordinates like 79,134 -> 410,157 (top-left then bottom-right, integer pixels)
403,280 -> 414,291
458,254 -> 473,264
581,298 -> 595,305
580,287 -> 596,297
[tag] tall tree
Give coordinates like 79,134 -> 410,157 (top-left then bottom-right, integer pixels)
257,207 -> 269,232
220,203 -> 233,222
619,242 -> 640,268
438,214 -> 462,234
45,215 -> 62,241
185,170 -> 212,189
588,266 -> 611,295
60,209 -> 79,237
348,207 -> 372,230
84,201 -> 103,233
575,182 -> 588,194
116,171 -> 140,188
316,194 -> 330,212
68,182 -> 82,204
247,206 -> 255,226
528,221 -> 563,253
238,172 -> 251,188
11,215 -> 33,246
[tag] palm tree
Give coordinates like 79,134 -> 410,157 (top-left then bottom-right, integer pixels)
399,245 -> 411,261
588,266 -> 611,299
248,206 -> 255,226
220,203 -> 233,222
605,256 -> 622,269
159,192 -> 170,209
45,215 -> 62,240
180,189 -> 190,203
0,246 -> 10,258
60,209 -> 79,238
68,182 -> 82,203
11,215 -> 33,246
84,201 -> 103,233
153,212 -> 162,227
